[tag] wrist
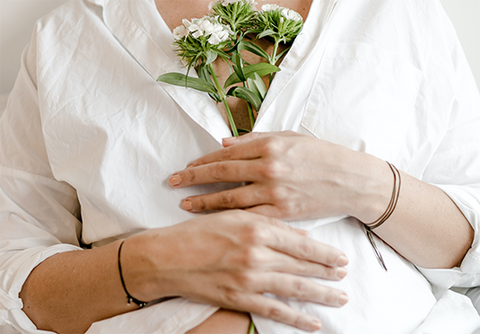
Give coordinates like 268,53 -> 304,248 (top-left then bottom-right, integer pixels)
347,153 -> 393,224
119,230 -> 176,303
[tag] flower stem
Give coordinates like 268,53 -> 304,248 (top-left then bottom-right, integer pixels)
209,63 -> 239,137
243,81 -> 255,130
248,320 -> 256,334
246,102 -> 255,130
268,40 -> 280,84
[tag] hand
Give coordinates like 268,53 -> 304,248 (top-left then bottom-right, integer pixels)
169,131 -> 384,221
122,210 -> 349,332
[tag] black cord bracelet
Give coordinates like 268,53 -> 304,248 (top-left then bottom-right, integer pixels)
117,239 -> 148,308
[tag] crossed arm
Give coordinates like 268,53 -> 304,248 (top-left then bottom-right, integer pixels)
169,131 -> 474,269
20,131 -> 473,333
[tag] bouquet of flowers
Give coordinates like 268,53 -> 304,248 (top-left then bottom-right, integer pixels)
157,0 -> 304,136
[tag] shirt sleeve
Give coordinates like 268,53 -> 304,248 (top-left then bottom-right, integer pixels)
0,30 -> 83,333
414,0 -> 480,290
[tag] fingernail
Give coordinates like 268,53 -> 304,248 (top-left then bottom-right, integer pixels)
309,319 -> 322,331
182,199 -> 193,211
336,267 -> 348,279
337,255 -> 349,267
339,293 -> 349,306
169,174 -> 182,187
222,137 -> 236,145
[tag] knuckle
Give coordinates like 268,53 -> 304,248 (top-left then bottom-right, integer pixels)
326,250 -> 339,266
324,267 -> 337,280
269,186 -> 287,202
323,289 -> 337,305
294,261 -> 309,275
222,289 -> 242,306
211,163 -> 226,181
243,224 -> 269,245
298,242 -> 315,259
279,202 -> 298,218
220,149 -> 233,161
235,272 -> 255,288
266,306 -> 283,320
196,199 -> 207,211
240,247 -> 263,268
184,169 -> 196,183
219,192 -> 234,208
261,161 -> 285,180
293,279 -> 309,299
261,137 -> 282,156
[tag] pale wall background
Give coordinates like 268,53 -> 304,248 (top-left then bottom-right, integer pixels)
0,0 -> 479,95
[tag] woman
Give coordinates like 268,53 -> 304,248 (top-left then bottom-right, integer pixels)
1,0 -> 479,333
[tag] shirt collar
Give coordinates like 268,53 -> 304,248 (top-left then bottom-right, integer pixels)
88,0 -> 232,143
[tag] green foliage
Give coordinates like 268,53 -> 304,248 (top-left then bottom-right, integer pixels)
158,0 -> 304,136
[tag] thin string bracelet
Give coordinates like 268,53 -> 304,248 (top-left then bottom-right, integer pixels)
363,161 -> 402,271
117,239 -> 148,308
366,162 -> 401,229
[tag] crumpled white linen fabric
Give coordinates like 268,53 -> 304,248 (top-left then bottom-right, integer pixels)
1,0 -> 480,333
0,95 -> 8,114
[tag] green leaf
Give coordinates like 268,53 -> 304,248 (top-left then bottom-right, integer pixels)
205,50 -> 218,65
227,86 -> 262,111
157,73 -> 217,94
197,64 -> 211,83
231,51 -> 246,82
258,29 -> 276,39
247,73 -> 267,100
224,63 -> 280,88
238,41 -> 270,60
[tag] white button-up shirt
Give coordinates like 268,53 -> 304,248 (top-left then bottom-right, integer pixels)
1,0 -> 480,333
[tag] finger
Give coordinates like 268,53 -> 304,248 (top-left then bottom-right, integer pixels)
226,292 -> 323,332
294,228 -> 309,236
259,221 -> 348,267
223,211 -> 348,267
187,142 -> 264,168
222,130 -> 299,148
222,132 -> 268,147
262,272 -> 349,307
244,246 -> 348,281
182,184 -> 268,212
170,161 -> 264,188
187,132 -> 298,168
246,204 -> 284,218
245,212 -> 310,237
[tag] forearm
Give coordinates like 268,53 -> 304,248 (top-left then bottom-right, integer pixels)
20,240 -> 136,333
170,131 -> 474,269
19,212 -> 349,333
353,153 -> 474,269
186,309 -> 251,334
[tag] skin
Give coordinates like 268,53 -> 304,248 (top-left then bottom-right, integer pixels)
19,1 -> 474,334
21,211 -> 348,333
170,131 -> 474,269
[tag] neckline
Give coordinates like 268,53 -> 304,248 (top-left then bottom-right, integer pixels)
151,0 -> 318,72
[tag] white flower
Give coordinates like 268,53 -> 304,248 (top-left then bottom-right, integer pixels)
280,8 -> 303,22
181,17 -> 233,45
172,25 -> 189,40
261,4 -> 280,11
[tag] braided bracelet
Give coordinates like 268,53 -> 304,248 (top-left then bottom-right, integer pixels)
117,239 -> 148,308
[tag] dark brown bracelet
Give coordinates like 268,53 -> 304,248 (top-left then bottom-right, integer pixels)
117,239 -> 148,308
366,161 -> 401,230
